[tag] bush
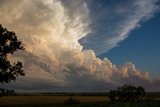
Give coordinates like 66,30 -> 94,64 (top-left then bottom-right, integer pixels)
0,88 -> 15,96
108,84 -> 145,102
64,97 -> 80,105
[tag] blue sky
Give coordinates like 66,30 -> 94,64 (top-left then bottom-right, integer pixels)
100,12 -> 160,78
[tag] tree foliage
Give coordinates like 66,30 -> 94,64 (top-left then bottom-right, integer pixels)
0,24 -> 25,84
108,84 -> 145,102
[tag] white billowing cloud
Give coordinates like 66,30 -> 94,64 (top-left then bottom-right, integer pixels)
80,0 -> 160,54
0,0 -> 160,92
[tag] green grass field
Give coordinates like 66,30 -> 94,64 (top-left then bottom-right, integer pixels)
0,93 -> 160,107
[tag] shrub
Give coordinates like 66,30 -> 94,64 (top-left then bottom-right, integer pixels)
64,97 -> 80,105
108,84 -> 145,102
0,88 -> 15,96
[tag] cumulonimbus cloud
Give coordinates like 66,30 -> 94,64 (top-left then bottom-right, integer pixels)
0,0 -> 160,92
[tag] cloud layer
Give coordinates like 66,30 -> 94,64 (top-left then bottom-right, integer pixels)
80,0 -> 160,54
0,0 -> 160,92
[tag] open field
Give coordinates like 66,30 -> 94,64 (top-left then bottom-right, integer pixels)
0,93 -> 160,107
0,96 -> 108,104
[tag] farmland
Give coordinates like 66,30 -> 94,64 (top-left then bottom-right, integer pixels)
0,92 -> 160,107
0,96 -> 108,105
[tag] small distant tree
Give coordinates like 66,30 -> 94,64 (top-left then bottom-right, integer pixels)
0,24 -> 25,95
108,84 -> 145,102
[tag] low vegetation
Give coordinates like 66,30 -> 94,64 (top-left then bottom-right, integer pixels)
108,84 -> 145,102
0,88 -> 15,96
0,92 -> 159,107
64,97 -> 80,105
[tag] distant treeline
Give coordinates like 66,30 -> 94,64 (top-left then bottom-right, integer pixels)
12,92 -> 160,96
15,92 -> 109,96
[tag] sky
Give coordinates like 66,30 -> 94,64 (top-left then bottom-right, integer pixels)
0,0 -> 160,92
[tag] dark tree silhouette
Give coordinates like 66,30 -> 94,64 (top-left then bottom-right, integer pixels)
0,24 -> 25,84
108,84 -> 145,102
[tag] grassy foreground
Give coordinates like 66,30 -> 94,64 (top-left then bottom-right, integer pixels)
0,95 -> 160,107
0,96 -> 108,106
